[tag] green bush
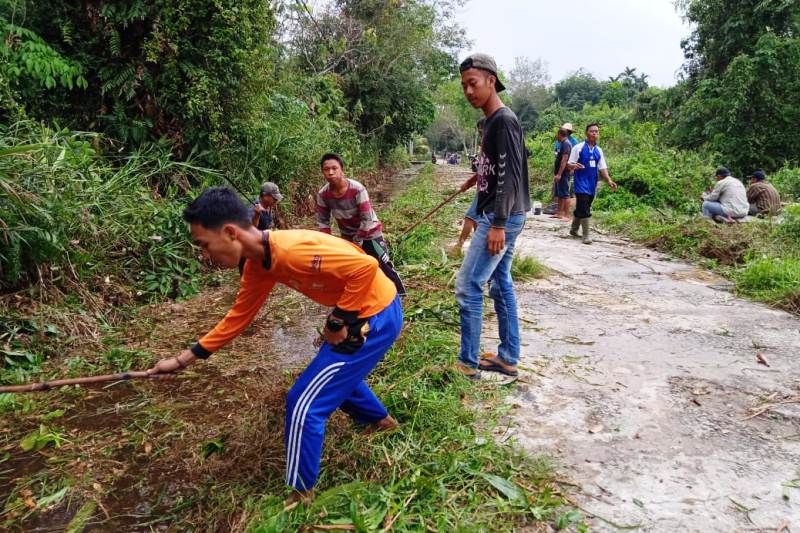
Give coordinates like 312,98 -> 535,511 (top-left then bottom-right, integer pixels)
774,204 -> 800,243
215,78 -> 371,202
771,166 -> 800,202
734,257 -> 800,311
0,120 -> 211,299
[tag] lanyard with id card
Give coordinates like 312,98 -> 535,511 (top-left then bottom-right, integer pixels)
587,145 -> 598,168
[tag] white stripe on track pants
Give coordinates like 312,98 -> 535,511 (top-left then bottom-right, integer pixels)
284,295 -> 403,490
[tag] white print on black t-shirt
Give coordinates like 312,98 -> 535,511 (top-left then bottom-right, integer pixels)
497,152 -> 506,194
476,152 -> 492,193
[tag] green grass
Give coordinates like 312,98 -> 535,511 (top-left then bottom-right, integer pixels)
1,164 -> 575,532
733,258 -> 800,309
512,255 -> 550,282
245,164 -> 576,531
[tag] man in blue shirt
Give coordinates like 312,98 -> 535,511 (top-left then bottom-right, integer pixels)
567,123 -> 617,244
546,123 -> 578,215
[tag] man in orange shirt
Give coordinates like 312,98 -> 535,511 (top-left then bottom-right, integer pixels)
147,187 -> 402,504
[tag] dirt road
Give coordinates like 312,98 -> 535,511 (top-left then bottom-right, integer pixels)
499,214 -> 800,531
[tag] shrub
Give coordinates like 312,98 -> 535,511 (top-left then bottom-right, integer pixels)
526,104 -> 715,212
0,120 -> 212,299
734,257 -> 800,312
771,166 -> 800,202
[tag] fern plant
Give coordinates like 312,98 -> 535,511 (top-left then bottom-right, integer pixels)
0,20 -> 87,91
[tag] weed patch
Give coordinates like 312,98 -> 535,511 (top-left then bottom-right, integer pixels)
512,255 -> 550,282
734,258 -> 800,313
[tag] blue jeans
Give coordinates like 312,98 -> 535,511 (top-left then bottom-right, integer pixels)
464,195 -> 479,222
455,212 -> 527,368
702,201 -> 728,218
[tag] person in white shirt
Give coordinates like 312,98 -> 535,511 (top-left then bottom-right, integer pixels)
701,167 -> 749,223
566,123 -> 617,244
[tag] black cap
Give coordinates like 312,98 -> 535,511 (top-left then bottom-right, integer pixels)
715,167 -> 731,178
459,53 -> 506,92
748,170 -> 766,180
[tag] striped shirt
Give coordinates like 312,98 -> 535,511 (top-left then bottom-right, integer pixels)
316,178 -> 383,242
746,181 -> 782,215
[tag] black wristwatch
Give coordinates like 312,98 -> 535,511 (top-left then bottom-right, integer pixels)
325,316 -> 346,332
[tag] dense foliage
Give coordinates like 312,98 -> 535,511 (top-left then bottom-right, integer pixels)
288,0 -> 463,154
645,0 -> 800,175
527,104 -> 715,213
0,121 -> 212,297
2,0 -> 276,150
0,0 -> 462,290
0,0 -> 462,387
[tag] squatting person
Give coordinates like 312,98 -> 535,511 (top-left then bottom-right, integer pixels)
746,169 -> 782,217
251,181 -> 284,231
455,53 -> 530,380
147,187 -> 402,504
701,167 -> 749,223
239,181 -> 285,274
316,153 -> 407,296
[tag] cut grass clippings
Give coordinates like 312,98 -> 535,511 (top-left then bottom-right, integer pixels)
246,164 -> 575,531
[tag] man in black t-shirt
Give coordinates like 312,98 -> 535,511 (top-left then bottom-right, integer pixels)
454,53 -> 530,381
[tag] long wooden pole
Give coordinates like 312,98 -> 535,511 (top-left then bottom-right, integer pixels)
0,371 -> 176,394
398,189 -> 462,239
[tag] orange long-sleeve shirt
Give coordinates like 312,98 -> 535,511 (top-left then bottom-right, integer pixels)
192,229 -> 397,357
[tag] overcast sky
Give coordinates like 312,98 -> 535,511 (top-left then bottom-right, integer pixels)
457,0 -> 692,87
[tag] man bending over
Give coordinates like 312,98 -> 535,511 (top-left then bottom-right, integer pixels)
147,187 -> 402,504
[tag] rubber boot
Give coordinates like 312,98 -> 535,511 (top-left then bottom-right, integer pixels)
580,218 -> 592,244
569,217 -> 580,237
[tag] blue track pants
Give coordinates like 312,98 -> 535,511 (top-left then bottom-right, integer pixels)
284,295 -> 403,490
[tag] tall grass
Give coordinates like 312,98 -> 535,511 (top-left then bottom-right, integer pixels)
0,120 -> 215,295
0,121 -> 219,386
734,258 -> 800,312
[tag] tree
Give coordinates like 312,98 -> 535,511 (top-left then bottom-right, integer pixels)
554,69 -> 605,110
288,0 -> 465,156
651,0 -> 800,173
7,0 -> 277,154
603,67 -> 650,107
508,56 -> 553,131
425,78 -> 481,153
678,0 -> 800,79
669,33 -> 800,173
509,56 -> 551,87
